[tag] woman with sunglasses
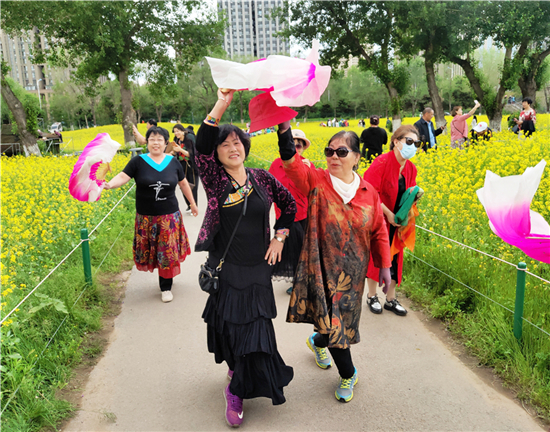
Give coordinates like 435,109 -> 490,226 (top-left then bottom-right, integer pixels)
279,124 -> 392,403
195,89 -> 296,428
363,124 -> 420,317
268,129 -> 314,295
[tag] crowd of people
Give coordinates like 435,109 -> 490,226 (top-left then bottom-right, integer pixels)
104,90 -> 537,428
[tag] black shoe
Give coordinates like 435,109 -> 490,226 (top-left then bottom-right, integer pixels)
286,287 -> 293,295
366,294 -> 383,314
384,298 -> 407,316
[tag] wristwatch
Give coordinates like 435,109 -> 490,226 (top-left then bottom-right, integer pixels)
275,236 -> 285,244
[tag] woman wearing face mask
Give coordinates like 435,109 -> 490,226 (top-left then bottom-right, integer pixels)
279,124 -> 392,403
268,129 -> 314,294
363,124 -> 420,317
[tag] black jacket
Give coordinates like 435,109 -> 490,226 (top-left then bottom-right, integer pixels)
414,118 -> 443,151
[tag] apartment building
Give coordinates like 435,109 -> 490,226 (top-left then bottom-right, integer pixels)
217,0 -> 289,59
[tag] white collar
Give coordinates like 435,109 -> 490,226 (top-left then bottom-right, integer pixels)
330,172 -> 361,204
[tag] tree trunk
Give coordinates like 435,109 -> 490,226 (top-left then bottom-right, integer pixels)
425,56 -> 445,128
544,85 -> 550,113
0,74 -> 41,156
119,68 -> 136,145
155,105 -> 163,123
517,47 -> 550,107
386,83 -> 401,131
91,97 -> 97,126
84,114 -> 89,129
517,76 -> 538,106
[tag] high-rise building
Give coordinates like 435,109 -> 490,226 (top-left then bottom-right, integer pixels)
217,0 -> 289,59
0,28 -> 72,116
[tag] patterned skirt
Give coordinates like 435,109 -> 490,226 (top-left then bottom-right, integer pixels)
133,210 -> 191,278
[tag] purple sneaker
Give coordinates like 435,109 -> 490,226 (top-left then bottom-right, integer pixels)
227,368 -> 234,381
223,383 -> 243,427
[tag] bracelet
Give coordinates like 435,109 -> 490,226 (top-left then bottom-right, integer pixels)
218,96 -> 229,105
275,229 -> 290,237
204,115 -> 220,127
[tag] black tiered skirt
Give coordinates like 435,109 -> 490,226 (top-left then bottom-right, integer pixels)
202,258 -> 293,405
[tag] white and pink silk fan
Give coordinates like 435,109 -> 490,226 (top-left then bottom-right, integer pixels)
68,133 -> 121,202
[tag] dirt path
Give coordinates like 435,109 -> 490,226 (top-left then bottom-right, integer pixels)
64,187 -> 543,432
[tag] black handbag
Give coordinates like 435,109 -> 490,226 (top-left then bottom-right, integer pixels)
198,173 -> 249,294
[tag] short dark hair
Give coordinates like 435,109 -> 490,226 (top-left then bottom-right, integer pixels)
390,125 -> 420,150
422,107 -> 434,115
147,119 -> 158,127
145,126 -> 169,143
187,125 -> 194,131
214,124 -> 251,165
370,115 -> 379,125
522,97 -> 533,106
328,130 -> 361,154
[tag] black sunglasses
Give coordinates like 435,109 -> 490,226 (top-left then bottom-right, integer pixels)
294,139 -> 304,148
399,137 -> 422,148
324,147 -> 352,158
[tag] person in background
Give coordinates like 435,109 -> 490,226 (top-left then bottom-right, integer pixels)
364,124 -> 420,317
195,89 -> 296,428
360,115 -> 388,162
414,107 -> 445,152
269,129 -> 314,295
133,119 -> 158,146
186,125 -> 196,143
280,126 -> 392,404
171,124 -> 199,213
514,97 -> 537,138
469,122 -> 493,144
105,126 -> 198,303
471,115 -> 478,129
450,101 -> 481,149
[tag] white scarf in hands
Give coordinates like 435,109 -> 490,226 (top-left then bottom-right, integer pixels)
329,172 -> 361,204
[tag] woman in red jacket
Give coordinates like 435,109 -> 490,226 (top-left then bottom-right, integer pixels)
269,129 -> 313,294
363,124 -> 420,316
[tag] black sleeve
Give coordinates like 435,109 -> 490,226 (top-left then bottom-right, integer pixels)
196,122 -> 220,155
277,127 -> 296,161
176,159 -> 185,182
122,156 -> 139,179
383,129 -> 388,145
433,124 -> 443,137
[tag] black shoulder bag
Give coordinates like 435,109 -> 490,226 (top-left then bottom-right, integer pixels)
198,173 -> 249,294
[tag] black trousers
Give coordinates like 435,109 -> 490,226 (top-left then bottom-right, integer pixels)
313,333 -> 355,379
159,275 -> 173,292
184,175 -> 199,209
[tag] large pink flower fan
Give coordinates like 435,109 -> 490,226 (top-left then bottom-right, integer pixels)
476,160 -> 550,263
69,133 -> 121,202
205,39 -> 331,107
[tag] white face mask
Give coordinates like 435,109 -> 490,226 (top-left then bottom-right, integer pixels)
399,142 -> 417,160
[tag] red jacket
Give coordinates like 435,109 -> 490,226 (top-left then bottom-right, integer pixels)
269,155 -> 312,221
363,150 -> 417,285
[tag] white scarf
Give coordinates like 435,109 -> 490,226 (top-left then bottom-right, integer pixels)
330,172 -> 361,204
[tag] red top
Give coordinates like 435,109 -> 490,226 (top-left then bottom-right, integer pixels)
363,150 -> 417,285
285,157 -> 391,348
269,155 -> 312,221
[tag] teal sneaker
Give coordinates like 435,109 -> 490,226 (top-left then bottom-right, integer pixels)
306,333 -> 332,369
335,368 -> 358,402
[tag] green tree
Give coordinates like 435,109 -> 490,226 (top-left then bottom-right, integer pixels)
0,60 -> 41,155
1,1 -> 223,144
280,1 -> 409,131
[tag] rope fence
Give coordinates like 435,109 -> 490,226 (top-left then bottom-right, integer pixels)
1,210 -> 133,415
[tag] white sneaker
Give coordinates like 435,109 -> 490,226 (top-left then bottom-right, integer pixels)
161,291 -> 173,303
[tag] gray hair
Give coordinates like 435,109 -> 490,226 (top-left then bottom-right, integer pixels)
422,107 -> 434,115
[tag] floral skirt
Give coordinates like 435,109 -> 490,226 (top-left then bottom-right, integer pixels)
133,210 -> 191,278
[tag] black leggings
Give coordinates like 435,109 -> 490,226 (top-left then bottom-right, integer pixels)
313,333 -> 355,379
159,275 -> 173,292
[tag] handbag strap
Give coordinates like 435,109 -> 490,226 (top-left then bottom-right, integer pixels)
216,172 -> 249,271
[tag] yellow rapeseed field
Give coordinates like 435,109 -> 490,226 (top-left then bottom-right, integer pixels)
0,154 -> 133,325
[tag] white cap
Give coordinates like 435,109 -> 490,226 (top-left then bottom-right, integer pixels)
473,122 -> 488,133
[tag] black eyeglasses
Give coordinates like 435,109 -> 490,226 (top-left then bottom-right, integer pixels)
324,147 -> 352,158
399,137 -> 422,148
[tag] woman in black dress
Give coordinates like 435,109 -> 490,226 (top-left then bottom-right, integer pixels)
195,89 -> 296,428
171,124 -> 199,213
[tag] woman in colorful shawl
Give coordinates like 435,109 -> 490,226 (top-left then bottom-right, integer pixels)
105,126 -> 198,303
280,123 -> 392,403
363,124 -> 420,317
195,89 -> 296,428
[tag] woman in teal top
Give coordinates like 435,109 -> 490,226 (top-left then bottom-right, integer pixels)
105,127 -> 199,303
